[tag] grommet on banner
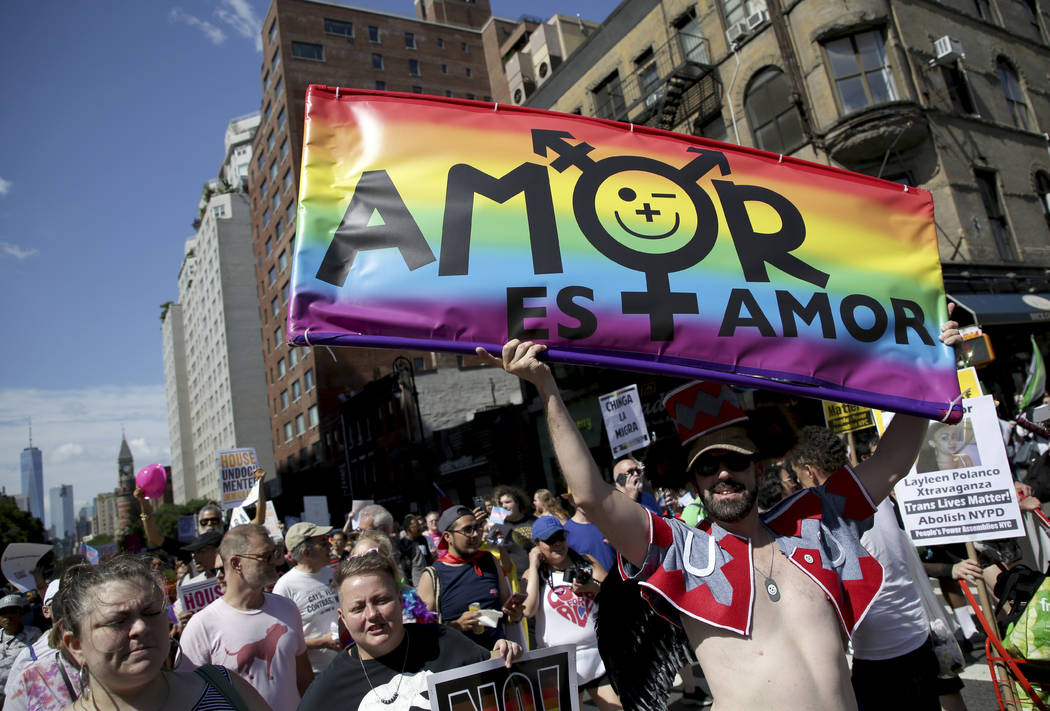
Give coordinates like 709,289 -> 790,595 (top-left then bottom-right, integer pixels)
335,87 -> 341,98
493,103 -> 499,112
304,328 -> 313,347
940,388 -> 970,423
629,123 -> 635,133
903,185 -> 910,192
778,154 -> 784,164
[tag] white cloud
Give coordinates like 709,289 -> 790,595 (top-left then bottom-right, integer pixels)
0,385 -> 170,520
216,0 -> 263,52
52,443 -> 85,464
0,177 -> 11,196
0,242 -> 37,259
169,7 -> 226,45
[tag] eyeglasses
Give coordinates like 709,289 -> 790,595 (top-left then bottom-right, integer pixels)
199,517 -> 223,527
449,525 -> 481,536
236,549 -> 280,564
692,453 -> 754,478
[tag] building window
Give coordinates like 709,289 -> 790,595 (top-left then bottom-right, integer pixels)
277,107 -> 286,128
292,41 -> 324,61
265,238 -> 273,256
289,347 -> 299,367
461,42 -> 468,52
263,71 -> 271,90
268,266 -> 276,285
373,53 -> 383,70
940,65 -> 977,114
413,85 -> 424,93
325,18 -> 353,38
284,422 -> 293,442
405,32 -> 416,48
465,67 -> 472,78
262,208 -> 270,227
283,170 -> 292,193
745,67 -> 805,154
272,190 -> 281,212
271,47 -> 281,71
274,324 -> 283,346
1036,171 -> 1050,233
264,102 -> 272,122
824,30 -> 898,115
409,59 -> 421,76
274,77 -> 283,96
278,358 -> 287,378
635,48 -> 660,95
974,168 -> 1017,260
308,405 -> 319,428
721,0 -> 746,28
281,390 -> 289,409
974,0 -> 996,21
305,368 -> 315,390
369,25 -> 380,42
267,131 -> 275,152
592,71 -> 626,120
278,250 -> 288,271
257,151 -> 265,171
287,201 -> 296,224
997,58 -> 1030,130
271,296 -> 279,315
441,63 -> 448,74
445,90 -> 452,97
268,19 -> 277,44
376,80 -> 386,90
1021,0 -> 1042,40
292,379 -> 302,400
437,37 -> 445,48
280,138 -> 288,162
282,281 -> 290,303
295,414 -> 306,436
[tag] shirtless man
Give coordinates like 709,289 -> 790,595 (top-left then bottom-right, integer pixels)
478,324 -> 959,710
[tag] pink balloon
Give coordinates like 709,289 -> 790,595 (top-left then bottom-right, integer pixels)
136,464 -> 167,499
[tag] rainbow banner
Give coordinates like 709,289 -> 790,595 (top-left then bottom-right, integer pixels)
289,86 -> 962,421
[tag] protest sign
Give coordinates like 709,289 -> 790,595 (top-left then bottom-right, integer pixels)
1,543 -> 52,592
427,644 -> 578,711
82,545 -> 99,566
957,367 -> 983,399
177,515 -> 196,542
894,395 -> 1024,546
302,496 -> 330,526
178,576 -> 223,615
599,384 -> 650,457
821,400 -> 875,434
230,507 -> 250,527
218,448 -> 258,510
289,87 -> 961,423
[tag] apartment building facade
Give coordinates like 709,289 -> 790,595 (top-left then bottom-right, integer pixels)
517,0 -> 1050,405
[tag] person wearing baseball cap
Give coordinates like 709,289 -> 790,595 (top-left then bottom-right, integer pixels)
273,522 -> 341,672
418,505 -> 525,651
173,529 -> 224,626
0,594 -> 41,705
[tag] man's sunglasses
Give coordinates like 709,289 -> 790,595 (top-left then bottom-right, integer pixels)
199,517 -> 223,527
692,452 -> 754,478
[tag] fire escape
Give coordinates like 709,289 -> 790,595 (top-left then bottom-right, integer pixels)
591,32 -> 720,133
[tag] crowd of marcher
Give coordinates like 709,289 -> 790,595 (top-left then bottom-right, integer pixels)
5,314 -> 1049,711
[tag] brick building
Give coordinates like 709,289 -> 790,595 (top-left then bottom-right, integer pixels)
249,0 -> 532,519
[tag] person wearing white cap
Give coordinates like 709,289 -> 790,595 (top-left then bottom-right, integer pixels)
0,594 -> 41,705
272,521 -> 342,672
3,581 -> 59,698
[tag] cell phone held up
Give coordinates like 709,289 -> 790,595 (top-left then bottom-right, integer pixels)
562,567 -> 593,585
472,495 -> 487,512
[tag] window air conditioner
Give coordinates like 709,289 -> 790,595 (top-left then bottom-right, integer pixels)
726,22 -> 749,46
933,36 -> 964,64
746,10 -> 770,30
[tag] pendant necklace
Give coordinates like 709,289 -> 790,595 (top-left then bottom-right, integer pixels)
358,631 -> 411,705
754,530 -> 781,603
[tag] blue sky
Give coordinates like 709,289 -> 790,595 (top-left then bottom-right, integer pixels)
0,0 -> 613,523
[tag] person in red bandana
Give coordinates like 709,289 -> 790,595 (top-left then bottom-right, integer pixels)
417,506 -> 525,650
478,313 -> 961,711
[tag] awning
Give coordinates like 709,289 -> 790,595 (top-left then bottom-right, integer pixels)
947,292 -> 1050,326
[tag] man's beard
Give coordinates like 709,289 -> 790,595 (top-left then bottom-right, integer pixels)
700,478 -> 758,523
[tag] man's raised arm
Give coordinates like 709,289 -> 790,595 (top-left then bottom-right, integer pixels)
855,306 -> 962,503
477,340 -> 651,566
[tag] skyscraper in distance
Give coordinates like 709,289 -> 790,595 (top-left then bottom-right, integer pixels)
21,444 -> 43,523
